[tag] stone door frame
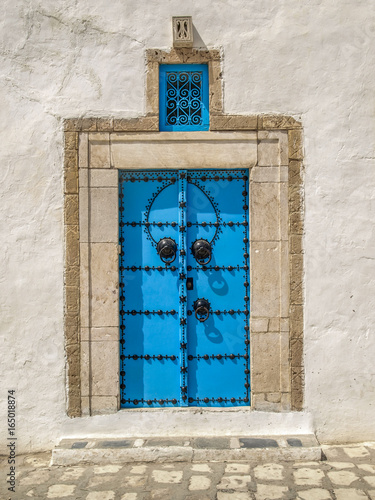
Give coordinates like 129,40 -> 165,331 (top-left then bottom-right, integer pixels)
63,48 -> 304,417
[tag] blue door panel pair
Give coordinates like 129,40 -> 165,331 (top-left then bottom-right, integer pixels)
119,169 -> 250,408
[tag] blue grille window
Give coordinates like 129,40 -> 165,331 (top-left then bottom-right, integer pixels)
159,64 -> 209,131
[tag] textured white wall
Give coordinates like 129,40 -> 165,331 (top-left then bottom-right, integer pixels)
1,0 -> 374,453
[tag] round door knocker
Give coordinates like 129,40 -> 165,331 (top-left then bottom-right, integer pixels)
193,298 -> 211,322
156,238 -> 177,264
191,239 -> 212,265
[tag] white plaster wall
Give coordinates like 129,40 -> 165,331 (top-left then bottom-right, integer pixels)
0,0 -> 374,453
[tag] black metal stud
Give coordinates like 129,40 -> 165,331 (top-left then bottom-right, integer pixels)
204,397 -> 209,403
244,296 -> 249,302
229,354 -> 235,359
217,397 -> 223,402
188,397 -> 194,403
203,354 -> 209,360
229,309 -> 235,315
228,221 -> 234,227
245,369 -> 250,374
188,355 -> 193,360
157,355 -> 162,360
231,397 -> 236,403
181,386 -> 187,393
157,310 -> 163,315
145,355 -> 150,360
159,399 -> 164,405
217,354 -> 222,360
147,400 -> 152,405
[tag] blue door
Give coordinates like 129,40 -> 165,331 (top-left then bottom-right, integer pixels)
119,169 -> 250,407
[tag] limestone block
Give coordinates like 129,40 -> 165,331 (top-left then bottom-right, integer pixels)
258,139 -> 280,167
64,169 -> 78,194
91,341 -> 119,396
66,286 -> 79,315
251,333 -> 281,392
209,59 -> 223,113
250,317 -> 269,333
280,182 -> 288,241
88,169 -> 118,188
80,327 -> 119,342
210,114 -> 257,131
290,234 -> 303,254
64,150 -> 78,172
65,225 -> 79,267
250,183 -> 280,241
89,188 -> 118,243
251,393 -> 281,411
268,318 -> 280,332
65,194 -> 79,225
258,130 -> 288,165
80,341 -> 90,397
288,129 -> 303,160
89,133 -> 111,168
280,331 -> 291,393
90,243 -> 119,328
291,338 -> 303,367
280,241 -> 290,317
291,254 -> 303,305
251,166 -> 280,183
290,305 -> 303,338
112,116 -> 158,132
146,61 -> 159,115
97,118 -> 114,132
111,132 -> 257,170
78,133 -> 89,169
251,242 -> 280,317
280,318 -> 289,332
289,160 -> 303,186
259,114 -> 302,130
91,396 -> 118,415
79,188 -> 89,243
80,243 -> 89,328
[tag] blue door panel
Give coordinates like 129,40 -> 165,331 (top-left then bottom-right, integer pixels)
121,271 -> 179,311
122,358 -> 180,407
188,358 -> 248,407
124,315 -> 179,355
187,316 -> 246,356
119,169 -> 250,408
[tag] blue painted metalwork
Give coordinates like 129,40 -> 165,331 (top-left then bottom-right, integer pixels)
159,64 -> 209,131
119,169 -> 250,408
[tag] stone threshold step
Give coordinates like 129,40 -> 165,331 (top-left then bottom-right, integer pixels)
51,435 -> 322,465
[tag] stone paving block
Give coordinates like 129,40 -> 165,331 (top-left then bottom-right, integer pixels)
297,489 -> 332,500
294,467 -> 324,485
358,464 -> 375,473
327,469 -> 358,485
150,489 -> 171,499
255,484 -> 288,499
343,446 -> 370,458
217,475 -> 252,490
60,467 -> 85,480
188,475 -> 211,490
254,463 -> 284,480
86,492 -> 115,500
217,493 -> 252,500
93,464 -> 123,474
130,464 -> 148,474
364,475 -> 375,487
225,463 -> 250,473
368,491 -> 375,500
326,462 -> 355,469
191,463 -> 212,472
334,489 -> 368,499
152,469 -> 183,483
288,438 -> 302,447
121,494 -> 138,500
19,469 -> 51,485
47,484 -> 76,498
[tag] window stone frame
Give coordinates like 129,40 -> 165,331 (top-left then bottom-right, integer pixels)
63,48 -> 304,417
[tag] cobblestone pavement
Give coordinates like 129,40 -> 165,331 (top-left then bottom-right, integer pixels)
2,443 -> 375,499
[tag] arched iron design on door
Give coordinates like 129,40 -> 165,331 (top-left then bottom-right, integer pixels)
119,169 -> 250,408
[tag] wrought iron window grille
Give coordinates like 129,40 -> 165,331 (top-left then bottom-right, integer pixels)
159,64 -> 209,132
